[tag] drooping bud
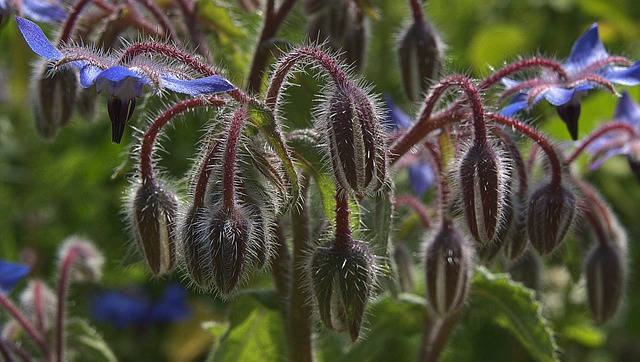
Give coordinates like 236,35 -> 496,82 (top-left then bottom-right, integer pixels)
393,244 -> 415,293
457,141 -> 508,245
207,206 -> 252,296
527,183 -> 576,255
325,82 -> 387,196
425,220 -> 472,316
130,179 -> 179,276
19,280 -> 57,332
397,17 -> 444,102
57,236 -> 104,283
584,242 -> 626,324
309,238 -> 376,341
180,205 -> 215,290
502,192 -> 530,261
32,61 -> 79,139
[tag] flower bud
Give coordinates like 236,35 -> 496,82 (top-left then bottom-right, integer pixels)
130,179 -> 179,275
397,19 -> 444,102
502,193 -> 529,261
585,243 -> 626,324
207,206 -> 252,296
180,206 -> 215,290
527,183 -> 576,255
457,141 -> 508,245
57,236 -> 104,283
425,220 -> 472,316
309,239 -> 376,341
32,61 -> 79,139
393,244 -> 414,293
19,280 -> 57,332
325,83 -> 387,196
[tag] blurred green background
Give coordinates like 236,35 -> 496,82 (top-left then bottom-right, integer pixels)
1,0 -> 640,361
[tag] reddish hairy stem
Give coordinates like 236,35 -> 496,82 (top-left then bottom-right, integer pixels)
334,191 -> 352,248
192,140 -> 222,209
265,46 -> 349,110
58,0 -> 112,43
480,57 -> 568,88
176,0 -> 213,63
56,248 -> 82,362
574,178 -> 614,246
140,96 -> 226,185
487,112 -> 563,188
222,106 -> 249,212
33,281 -> 45,334
566,121 -> 637,165
409,0 -> 425,25
396,194 -> 432,228
0,294 -> 50,360
135,0 -> 183,46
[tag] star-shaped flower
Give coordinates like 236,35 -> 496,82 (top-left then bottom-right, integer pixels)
586,91 -> 640,170
16,16 -> 235,143
385,96 -> 435,196
1,0 -> 66,24
501,23 -> 640,140
0,259 -> 30,294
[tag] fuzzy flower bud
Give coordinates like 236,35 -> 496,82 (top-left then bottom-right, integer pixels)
130,179 -> 179,275
457,141 -> 509,245
425,220 -> 472,316
397,18 -> 444,102
180,206 -> 215,290
325,82 -> 387,196
309,239 -> 376,341
32,61 -> 79,139
19,280 -> 57,332
585,242 -> 626,324
501,193 -> 529,261
57,236 -> 104,283
527,183 -> 576,255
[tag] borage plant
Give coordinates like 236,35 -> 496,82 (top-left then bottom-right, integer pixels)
2,0 -> 640,361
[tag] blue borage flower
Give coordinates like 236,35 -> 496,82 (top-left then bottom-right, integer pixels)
586,91 -> 640,169
15,16 -> 235,143
0,259 -> 30,294
385,96 -> 435,196
501,23 -> 640,140
1,0 -> 66,23
90,283 -> 189,329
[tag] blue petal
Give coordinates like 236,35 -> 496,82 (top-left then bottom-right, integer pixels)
147,284 -> 190,323
614,91 -> 640,126
408,161 -> 435,197
0,259 -> 30,294
384,95 -> 413,130
589,144 -> 629,170
499,92 -> 528,116
79,65 -> 103,88
15,16 -> 62,60
566,23 -> 608,70
542,87 -> 577,106
94,66 -> 146,99
604,60 -> 640,86
21,0 -> 67,23
161,74 -> 234,96
90,289 -> 150,329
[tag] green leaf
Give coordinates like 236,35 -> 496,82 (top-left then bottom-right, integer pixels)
212,290 -> 286,362
247,102 -> 300,206
471,266 -> 559,362
197,1 -> 246,44
66,318 -> 117,362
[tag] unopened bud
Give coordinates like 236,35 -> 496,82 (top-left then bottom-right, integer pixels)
309,238 -> 375,341
57,236 -> 104,282
393,244 -> 415,293
502,193 -> 529,260
325,82 -> 387,196
398,19 -> 444,102
527,183 -> 576,255
130,179 -> 179,275
458,141 -> 508,245
180,206 -> 215,290
32,61 -> 79,139
19,280 -> 56,332
585,243 -> 626,324
425,221 -> 472,316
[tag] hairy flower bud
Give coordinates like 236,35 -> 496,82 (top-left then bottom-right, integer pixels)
527,183 -> 576,255
32,61 -> 79,139
207,206 -> 252,296
458,141 -> 508,245
19,280 -> 56,332
57,236 -> 104,283
309,239 -> 376,341
130,179 -> 179,275
180,205 -> 215,290
425,221 -> 472,316
398,19 -> 444,102
585,243 -> 626,324
325,83 -> 387,196
502,193 -> 530,261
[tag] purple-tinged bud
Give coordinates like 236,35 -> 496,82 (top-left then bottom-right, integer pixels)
325,83 -> 387,196
180,206 -> 215,290
584,243 -> 626,324
309,239 -> 376,341
502,193 -> 530,261
32,61 -> 79,139
19,280 -> 56,332
425,220 -> 472,316
397,19 -> 444,102
108,96 -> 136,143
457,141 -> 509,245
207,206 -> 252,296
130,179 -> 179,276
57,236 -> 104,282
527,183 -> 576,255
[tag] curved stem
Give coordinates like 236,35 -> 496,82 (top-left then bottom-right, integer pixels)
395,194 -> 432,228
480,57 -> 568,88
419,310 -> 463,362
222,106 -> 248,212
139,96 -> 225,185
192,139 -> 223,209
265,46 -> 349,110
409,0 -> 425,25
566,121 -> 637,165
56,248 -> 81,362
423,139 -> 449,216
574,178 -> 614,247
176,0 -> 213,63
135,0 -> 183,47
487,112 -> 563,188
58,0 -> 117,43
0,294 -> 50,360
492,127 -> 528,194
